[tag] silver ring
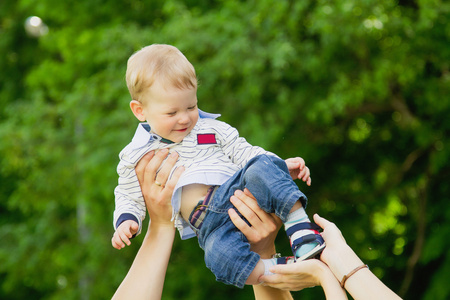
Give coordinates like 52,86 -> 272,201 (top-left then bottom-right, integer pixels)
154,180 -> 162,186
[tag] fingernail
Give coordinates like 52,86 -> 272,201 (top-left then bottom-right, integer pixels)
234,189 -> 243,196
170,151 -> 178,158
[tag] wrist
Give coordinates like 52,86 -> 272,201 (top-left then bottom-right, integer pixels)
314,260 -> 348,300
326,244 -> 364,281
147,219 -> 175,234
316,260 -> 335,284
145,223 -> 175,242
340,264 -> 369,288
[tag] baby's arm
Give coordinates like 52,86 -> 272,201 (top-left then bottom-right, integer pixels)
112,150 -> 184,300
212,119 -> 275,167
112,220 -> 139,249
285,157 -> 311,186
112,149 -> 150,247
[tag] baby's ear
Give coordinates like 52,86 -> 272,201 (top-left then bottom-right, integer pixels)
130,100 -> 146,121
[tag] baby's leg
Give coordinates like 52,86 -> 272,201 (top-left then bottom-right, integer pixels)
246,260 -> 265,285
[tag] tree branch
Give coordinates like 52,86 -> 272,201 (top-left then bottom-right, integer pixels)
398,166 -> 429,297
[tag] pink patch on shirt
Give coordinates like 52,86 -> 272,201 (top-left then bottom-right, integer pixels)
197,134 -> 217,144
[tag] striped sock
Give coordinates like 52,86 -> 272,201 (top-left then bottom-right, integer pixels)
262,258 -> 278,276
284,207 -> 318,258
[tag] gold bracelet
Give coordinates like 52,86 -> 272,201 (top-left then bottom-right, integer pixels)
340,264 -> 368,288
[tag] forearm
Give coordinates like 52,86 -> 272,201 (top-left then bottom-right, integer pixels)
327,245 -> 401,300
318,267 -> 348,300
112,223 -> 176,300
253,285 -> 293,300
344,268 -> 401,300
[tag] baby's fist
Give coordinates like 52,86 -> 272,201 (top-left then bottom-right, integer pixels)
111,220 -> 139,250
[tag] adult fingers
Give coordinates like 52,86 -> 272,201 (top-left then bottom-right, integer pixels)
269,261 -> 303,275
232,189 -> 282,241
228,206 -> 254,237
155,151 -> 179,186
231,190 -> 264,227
232,189 -> 281,258
313,213 -> 346,245
144,149 -> 170,184
261,260 -> 323,291
261,277 -> 317,292
165,164 -> 184,190
135,151 -> 155,186
258,274 -> 289,289
259,274 -> 310,291
313,213 -> 329,229
242,189 -> 282,228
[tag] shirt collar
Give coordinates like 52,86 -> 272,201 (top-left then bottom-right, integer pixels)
129,108 -> 220,150
198,108 -> 221,119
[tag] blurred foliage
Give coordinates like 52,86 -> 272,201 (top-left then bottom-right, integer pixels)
0,0 -> 449,299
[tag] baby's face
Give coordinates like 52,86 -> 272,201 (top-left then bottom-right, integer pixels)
141,82 -> 199,143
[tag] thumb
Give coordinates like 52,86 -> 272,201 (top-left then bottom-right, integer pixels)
313,213 -> 330,230
131,222 -> 139,233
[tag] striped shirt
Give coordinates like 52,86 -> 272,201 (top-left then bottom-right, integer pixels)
114,114 -> 276,239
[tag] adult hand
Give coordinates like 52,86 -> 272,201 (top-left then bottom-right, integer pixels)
259,259 -> 327,291
313,214 -> 347,250
313,214 -> 402,300
259,259 -> 348,299
313,214 -> 363,282
135,149 -> 184,227
228,189 -> 283,259
113,149 -> 183,300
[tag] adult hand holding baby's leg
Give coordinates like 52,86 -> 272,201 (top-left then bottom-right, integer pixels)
229,189 -> 294,300
228,188 -> 282,258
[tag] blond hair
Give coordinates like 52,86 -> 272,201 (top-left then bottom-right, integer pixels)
126,44 -> 197,102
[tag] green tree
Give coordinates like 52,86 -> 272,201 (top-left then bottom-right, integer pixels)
0,0 -> 449,299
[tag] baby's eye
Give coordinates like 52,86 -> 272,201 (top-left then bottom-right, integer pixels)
188,105 -> 197,110
167,111 -> 177,116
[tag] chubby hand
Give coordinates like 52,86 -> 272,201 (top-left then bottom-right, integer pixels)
112,220 -> 139,250
285,157 -> 311,186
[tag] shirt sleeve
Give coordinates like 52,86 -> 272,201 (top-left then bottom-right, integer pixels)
113,148 -> 147,236
212,120 -> 278,168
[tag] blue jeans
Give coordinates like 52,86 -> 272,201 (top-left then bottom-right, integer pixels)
190,154 -> 307,288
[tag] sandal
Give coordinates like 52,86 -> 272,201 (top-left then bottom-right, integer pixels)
286,222 -> 326,261
276,256 -> 296,264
